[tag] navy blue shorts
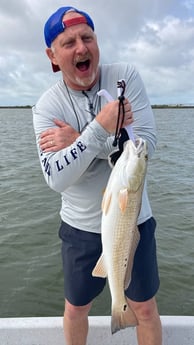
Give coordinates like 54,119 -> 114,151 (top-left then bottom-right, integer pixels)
59,217 -> 160,306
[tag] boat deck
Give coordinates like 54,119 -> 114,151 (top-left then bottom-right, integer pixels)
0,315 -> 194,345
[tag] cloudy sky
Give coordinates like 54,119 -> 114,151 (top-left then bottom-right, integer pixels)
0,0 -> 194,106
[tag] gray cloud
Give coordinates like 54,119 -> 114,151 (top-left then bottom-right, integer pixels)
117,15 -> 194,104
0,0 -> 194,105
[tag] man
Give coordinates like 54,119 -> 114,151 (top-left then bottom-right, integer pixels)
33,6 -> 162,345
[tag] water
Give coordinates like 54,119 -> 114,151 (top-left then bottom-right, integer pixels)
0,107 -> 194,318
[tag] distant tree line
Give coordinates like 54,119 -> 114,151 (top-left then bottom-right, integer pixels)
152,104 -> 194,109
0,104 -> 193,109
0,105 -> 32,108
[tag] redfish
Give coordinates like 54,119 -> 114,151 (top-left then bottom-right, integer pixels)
92,138 -> 148,334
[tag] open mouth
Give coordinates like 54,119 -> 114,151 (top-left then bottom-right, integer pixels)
76,59 -> 90,72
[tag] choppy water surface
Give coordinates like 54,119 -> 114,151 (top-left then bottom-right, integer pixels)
0,107 -> 194,317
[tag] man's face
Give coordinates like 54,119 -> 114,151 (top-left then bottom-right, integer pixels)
47,13 -> 100,90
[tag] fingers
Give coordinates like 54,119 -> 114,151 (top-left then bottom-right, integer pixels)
39,123 -> 66,151
123,99 -> 132,112
39,136 -> 56,152
119,99 -> 133,127
123,111 -> 133,127
96,99 -> 133,133
40,121 -> 67,139
39,123 -> 80,153
54,118 -> 67,128
124,100 -> 133,122
40,128 -> 52,139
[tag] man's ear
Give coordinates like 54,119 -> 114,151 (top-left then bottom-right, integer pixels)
46,48 -> 57,64
46,48 -> 60,72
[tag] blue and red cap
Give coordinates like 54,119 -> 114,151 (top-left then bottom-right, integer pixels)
44,6 -> 94,72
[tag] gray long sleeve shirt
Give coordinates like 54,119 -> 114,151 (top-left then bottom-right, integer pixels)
33,63 -> 157,233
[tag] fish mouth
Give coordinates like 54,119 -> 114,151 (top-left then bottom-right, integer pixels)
134,137 -> 148,158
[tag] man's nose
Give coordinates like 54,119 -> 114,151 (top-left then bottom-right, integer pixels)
75,39 -> 88,55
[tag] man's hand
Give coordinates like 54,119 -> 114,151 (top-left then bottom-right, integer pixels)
39,119 -> 79,152
96,98 -> 133,134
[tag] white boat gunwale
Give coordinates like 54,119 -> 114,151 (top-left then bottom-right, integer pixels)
0,315 -> 194,345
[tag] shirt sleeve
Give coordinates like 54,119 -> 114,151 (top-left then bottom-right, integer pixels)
33,105 -> 110,193
125,65 -> 157,157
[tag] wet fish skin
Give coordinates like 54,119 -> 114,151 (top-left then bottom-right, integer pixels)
92,138 -> 148,334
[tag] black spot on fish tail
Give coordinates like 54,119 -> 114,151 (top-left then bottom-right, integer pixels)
124,257 -> 128,268
111,303 -> 138,334
123,304 -> 127,311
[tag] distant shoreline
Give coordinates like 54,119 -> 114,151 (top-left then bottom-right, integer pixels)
151,105 -> 194,109
0,104 -> 194,109
0,105 -> 32,109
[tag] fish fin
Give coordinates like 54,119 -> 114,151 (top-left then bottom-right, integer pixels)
111,300 -> 138,334
102,192 -> 112,215
124,227 -> 140,289
92,254 -> 107,278
118,188 -> 128,214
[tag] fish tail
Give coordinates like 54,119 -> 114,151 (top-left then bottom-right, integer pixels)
111,302 -> 138,334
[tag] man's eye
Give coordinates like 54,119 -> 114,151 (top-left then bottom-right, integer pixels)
63,41 -> 74,47
83,36 -> 92,42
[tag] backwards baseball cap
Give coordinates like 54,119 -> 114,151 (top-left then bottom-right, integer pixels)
44,6 -> 95,72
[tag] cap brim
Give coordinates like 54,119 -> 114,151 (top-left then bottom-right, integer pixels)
52,63 -> 60,72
